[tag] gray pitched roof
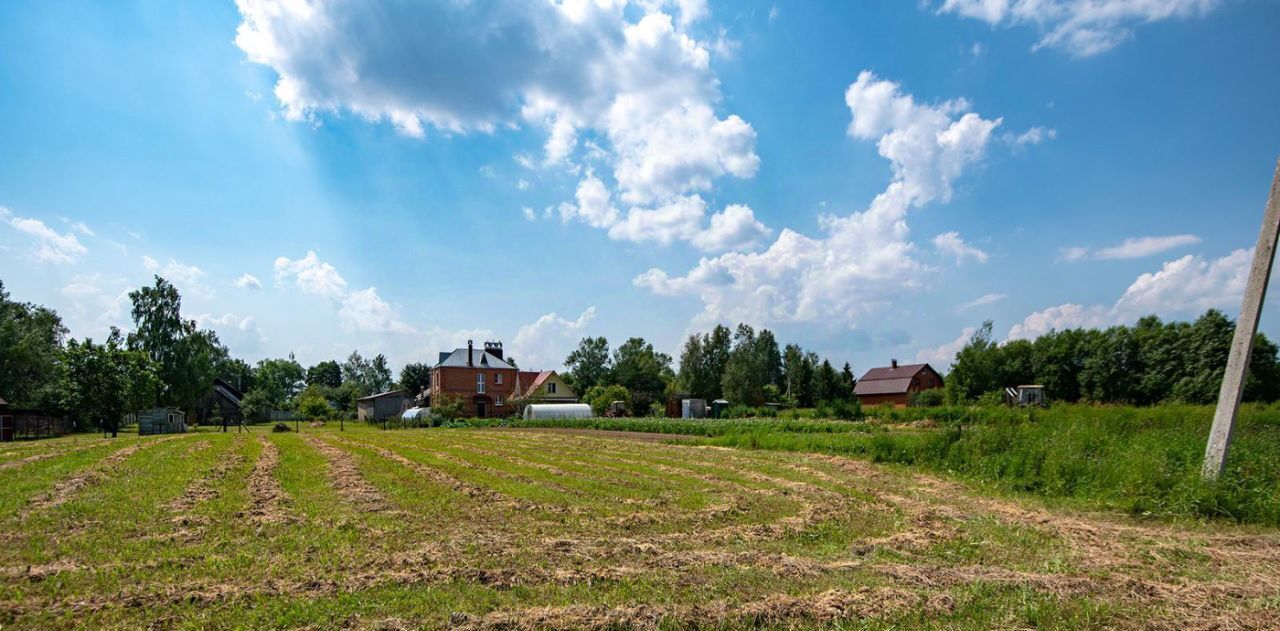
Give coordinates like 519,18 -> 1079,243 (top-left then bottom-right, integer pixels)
357,389 -> 407,402
434,349 -> 517,370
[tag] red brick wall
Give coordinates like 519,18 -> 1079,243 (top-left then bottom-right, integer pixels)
430,366 -> 518,417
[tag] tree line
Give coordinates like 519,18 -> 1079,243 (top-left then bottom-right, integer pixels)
562,324 -> 857,415
0,277 -> 423,431
945,310 -> 1280,405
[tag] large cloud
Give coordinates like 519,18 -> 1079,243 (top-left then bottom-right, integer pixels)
274,251 -> 415,335
938,0 -> 1220,57
636,71 -> 1004,328
2,207 -> 88,264
512,306 -> 597,370
234,0 -> 756,207
1007,248 -> 1251,339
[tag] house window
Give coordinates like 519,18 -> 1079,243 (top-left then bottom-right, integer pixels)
495,396 -> 504,406
477,373 -> 486,393
496,373 -> 503,385
548,382 -> 557,394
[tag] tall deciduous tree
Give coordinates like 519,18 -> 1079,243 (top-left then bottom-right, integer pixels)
62,329 -> 159,436
564,336 -> 612,394
127,276 -> 226,410
399,362 -> 432,397
612,337 -> 671,413
0,280 -> 67,407
306,360 -> 342,388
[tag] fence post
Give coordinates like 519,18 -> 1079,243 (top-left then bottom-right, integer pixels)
1203,157 -> 1280,480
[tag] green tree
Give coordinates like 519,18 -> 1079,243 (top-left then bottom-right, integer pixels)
814,359 -> 843,403
296,384 -> 332,420
62,329 -> 159,436
564,337 -> 612,394
399,362 -> 432,397
945,321 -> 1003,403
306,360 -> 342,388
252,356 -> 305,409
127,276 -> 226,410
611,337 -> 670,412
840,362 -> 857,400
583,384 -> 630,416
0,280 -> 67,407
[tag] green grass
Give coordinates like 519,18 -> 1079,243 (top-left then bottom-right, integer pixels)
495,403 -> 1280,526
0,422 -> 1275,629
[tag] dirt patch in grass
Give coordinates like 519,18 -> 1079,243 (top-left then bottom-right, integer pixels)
497,427 -> 700,443
168,443 -> 246,521
0,442 -> 103,472
240,435 -> 292,525
306,436 -> 392,513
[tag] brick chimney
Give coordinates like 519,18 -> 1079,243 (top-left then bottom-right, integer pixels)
485,340 -> 503,360
467,340 -> 474,367
891,359 -> 898,369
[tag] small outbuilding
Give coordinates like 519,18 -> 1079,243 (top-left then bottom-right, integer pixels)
138,407 -> 187,435
357,390 -> 409,421
854,360 -> 944,408
523,403 -> 592,420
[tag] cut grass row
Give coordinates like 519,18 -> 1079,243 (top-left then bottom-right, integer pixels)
1,424 -> 1276,629
484,403 -> 1280,525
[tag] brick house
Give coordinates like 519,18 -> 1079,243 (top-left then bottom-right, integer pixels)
430,341 -> 518,418
853,360 -> 944,407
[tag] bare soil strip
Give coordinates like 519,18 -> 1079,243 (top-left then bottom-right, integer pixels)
240,435 -> 292,525
22,436 -> 181,515
304,436 -> 392,513
0,442 -> 106,472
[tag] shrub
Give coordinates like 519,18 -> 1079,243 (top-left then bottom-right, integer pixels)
431,392 -> 465,421
908,389 -> 945,407
816,398 -> 864,421
297,394 -> 331,420
272,422 -> 291,433
584,384 -> 630,416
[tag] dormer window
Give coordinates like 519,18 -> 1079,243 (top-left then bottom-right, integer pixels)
548,382 -> 557,394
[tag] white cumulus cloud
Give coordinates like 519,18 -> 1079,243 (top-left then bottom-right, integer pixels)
234,0 -> 756,207
1062,234 -> 1201,262
274,251 -> 348,298
938,0 -> 1221,57
234,273 -> 263,290
1008,248 -> 1251,340
2,208 -> 88,264
339,287 -> 417,335
512,306 -> 597,370
934,231 -> 989,263
636,71 -> 1004,328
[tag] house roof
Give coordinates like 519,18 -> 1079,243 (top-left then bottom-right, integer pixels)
854,363 -> 936,396
212,379 -> 243,405
0,397 -> 7,407
434,348 -> 517,370
356,389 -> 407,402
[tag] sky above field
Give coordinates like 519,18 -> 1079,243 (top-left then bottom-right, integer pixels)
2,0 -> 1279,373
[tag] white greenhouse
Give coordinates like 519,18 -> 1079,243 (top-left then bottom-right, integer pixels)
401,407 -> 431,422
522,403 -> 592,420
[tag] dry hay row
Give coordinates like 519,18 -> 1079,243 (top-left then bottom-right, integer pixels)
166,439 -> 249,535
326,436 -> 553,514
239,435 -> 293,525
448,586 -> 947,631
392,440 -> 592,500
21,435 -> 185,516
302,435 -> 393,513
498,431 -> 849,501
448,439 -> 675,497
0,441 -> 106,472
464,432 -> 736,493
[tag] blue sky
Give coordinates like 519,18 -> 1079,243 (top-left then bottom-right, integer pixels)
2,0 -> 1279,374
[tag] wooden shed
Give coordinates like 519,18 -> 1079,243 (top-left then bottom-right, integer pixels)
356,390 -> 409,421
854,361 -> 944,407
137,407 -> 187,435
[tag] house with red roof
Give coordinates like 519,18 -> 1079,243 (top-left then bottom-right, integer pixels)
853,360 -> 943,407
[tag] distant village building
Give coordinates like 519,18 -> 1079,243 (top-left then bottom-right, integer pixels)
356,390 -> 409,422
854,360 -> 944,407
137,407 -> 187,435
0,395 -> 71,441
516,370 -> 578,403
194,378 -> 244,424
429,340 -> 518,418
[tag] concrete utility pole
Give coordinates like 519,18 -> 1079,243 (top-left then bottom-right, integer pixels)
1203,157 -> 1280,480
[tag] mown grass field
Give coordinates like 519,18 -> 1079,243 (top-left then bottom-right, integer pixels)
1,424 -> 1278,629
